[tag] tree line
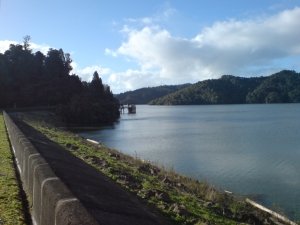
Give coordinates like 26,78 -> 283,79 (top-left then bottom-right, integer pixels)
149,70 -> 300,105
0,36 -> 120,125
116,84 -> 191,104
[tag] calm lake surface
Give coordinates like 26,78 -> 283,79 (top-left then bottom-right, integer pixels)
79,104 -> 300,219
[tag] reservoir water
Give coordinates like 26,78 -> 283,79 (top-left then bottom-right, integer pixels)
79,104 -> 300,220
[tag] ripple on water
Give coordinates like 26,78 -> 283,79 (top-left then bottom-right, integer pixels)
79,104 -> 300,220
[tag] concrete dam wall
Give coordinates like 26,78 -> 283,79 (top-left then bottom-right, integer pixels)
3,111 -> 98,225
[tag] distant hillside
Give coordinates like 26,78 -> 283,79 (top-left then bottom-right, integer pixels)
150,70 -> 300,105
246,70 -> 300,103
116,84 -> 191,104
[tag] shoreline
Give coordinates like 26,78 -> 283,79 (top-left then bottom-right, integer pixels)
83,104 -> 300,221
85,136 -> 298,225
9,110 -> 299,225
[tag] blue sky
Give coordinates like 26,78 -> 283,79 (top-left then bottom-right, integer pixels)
1,0 -> 300,93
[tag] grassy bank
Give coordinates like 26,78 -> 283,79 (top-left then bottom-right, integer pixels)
17,111 -> 288,225
0,113 -> 27,225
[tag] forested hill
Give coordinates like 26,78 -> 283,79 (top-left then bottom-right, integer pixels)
0,37 -> 120,125
116,84 -> 191,104
150,70 -> 300,105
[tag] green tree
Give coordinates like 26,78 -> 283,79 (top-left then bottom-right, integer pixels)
89,71 -> 104,98
0,37 -> 120,125
45,48 -> 71,78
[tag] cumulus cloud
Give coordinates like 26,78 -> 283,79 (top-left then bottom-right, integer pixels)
30,43 -> 52,54
0,40 -> 51,54
106,7 -> 300,92
74,64 -> 112,82
0,40 -> 18,53
74,64 -> 161,93
107,69 -> 162,93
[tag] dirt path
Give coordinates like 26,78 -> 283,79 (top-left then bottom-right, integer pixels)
13,117 -> 171,225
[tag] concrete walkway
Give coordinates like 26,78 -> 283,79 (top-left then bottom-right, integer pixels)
13,117 -> 171,225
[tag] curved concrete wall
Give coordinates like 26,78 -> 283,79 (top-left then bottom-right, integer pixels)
3,112 -> 99,225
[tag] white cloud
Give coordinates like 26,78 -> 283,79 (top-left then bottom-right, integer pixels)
0,40 -> 18,53
107,69 -> 161,93
30,43 -> 51,54
124,7 -> 176,27
105,48 -> 118,57
74,65 -> 159,94
74,65 -> 112,82
0,40 -> 51,54
74,65 -> 162,93
105,7 -> 300,92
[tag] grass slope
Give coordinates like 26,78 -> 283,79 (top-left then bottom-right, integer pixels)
0,113 -> 26,225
